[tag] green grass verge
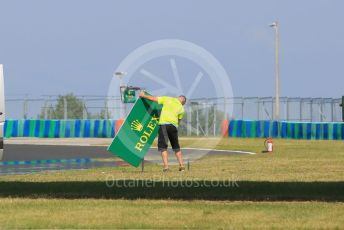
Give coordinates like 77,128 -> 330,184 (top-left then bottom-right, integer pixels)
1,199 -> 343,229
0,138 -> 344,229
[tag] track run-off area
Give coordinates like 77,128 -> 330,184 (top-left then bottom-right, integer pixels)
0,138 -> 255,175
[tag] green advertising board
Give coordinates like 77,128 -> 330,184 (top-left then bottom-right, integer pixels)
107,96 -> 162,167
341,96 -> 344,122
123,88 -> 136,103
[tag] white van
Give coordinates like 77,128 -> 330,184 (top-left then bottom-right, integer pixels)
0,64 -> 4,160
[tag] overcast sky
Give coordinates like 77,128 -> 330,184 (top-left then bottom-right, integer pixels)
0,0 -> 343,100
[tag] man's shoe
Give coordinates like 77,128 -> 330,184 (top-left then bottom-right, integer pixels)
163,168 -> 169,172
179,166 -> 185,172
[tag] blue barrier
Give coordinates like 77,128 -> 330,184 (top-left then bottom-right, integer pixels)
4,119 -> 116,138
228,120 -> 344,140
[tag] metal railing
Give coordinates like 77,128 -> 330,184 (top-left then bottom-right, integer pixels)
5,96 -> 343,124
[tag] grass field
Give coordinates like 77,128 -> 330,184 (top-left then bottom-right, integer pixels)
1,138 -> 344,229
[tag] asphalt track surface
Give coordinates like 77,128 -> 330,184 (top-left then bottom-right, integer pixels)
0,144 -> 255,175
3,144 -> 255,161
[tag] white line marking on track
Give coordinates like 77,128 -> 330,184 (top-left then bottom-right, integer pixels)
149,147 -> 256,155
6,142 -> 91,146
5,143 -> 256,155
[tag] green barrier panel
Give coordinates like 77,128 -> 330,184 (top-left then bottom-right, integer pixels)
231,120 -> 238,137
107,97 -> 162,167
49,120 -> 56,138
302,123 -> 307,139
242,121 -> 247,138
278,122 -> 283,138
259,120 -> 264,138
5,120 -> 13,138
106,120 -> 113,138
70,120 -> 76,137
251,121 -> 256,138
29,120 -> 35,137
311,123 -> 316,140
90,120 -> 95,137
287,122 -> 292,138
39,120 -> 45,137
59,120 -> 66,138
328,123 -> 334,140
18,120 -> 24,137
269,121 -> 273,137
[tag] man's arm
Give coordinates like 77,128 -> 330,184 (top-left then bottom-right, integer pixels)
139,91 -> 158,102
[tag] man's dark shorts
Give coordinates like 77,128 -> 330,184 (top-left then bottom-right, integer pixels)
158,124 -> 180,152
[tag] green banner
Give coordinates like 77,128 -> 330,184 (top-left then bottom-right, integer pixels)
107,97 -> 162,167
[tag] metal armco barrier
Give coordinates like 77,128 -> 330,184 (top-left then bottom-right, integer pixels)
228,120 -> 344,140
4,120 -> 115,138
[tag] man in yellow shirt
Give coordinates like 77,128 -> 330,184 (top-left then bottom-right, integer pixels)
139,91 -> 186,172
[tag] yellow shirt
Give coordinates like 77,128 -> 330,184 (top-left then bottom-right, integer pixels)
157,96 -> 184,127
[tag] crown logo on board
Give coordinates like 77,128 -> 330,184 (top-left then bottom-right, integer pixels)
131,120 -> 143,132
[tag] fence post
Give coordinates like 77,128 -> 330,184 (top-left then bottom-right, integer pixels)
187,105 -> 191,136
48,96 -> 54,119
82,98 -> 87,120
63,97 -> 67,120
241,97 -> 244,120
257,97 -> 260,120
205,100 -> 209,136
310,99 -> 313,122
272,97 -> 274,120
300,98 -> 302,121
196,108 -> 199,136
43,100 -> 48,120
213,103 -> 216,136
285,97 -> 289,121
83,105 -> 87,120
104,99 -> 108,120
23,98 -> 28,119
320,99 -> 324,122
331,98 -> 334,122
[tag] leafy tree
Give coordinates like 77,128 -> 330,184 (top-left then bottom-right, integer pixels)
55,94 -> 84,119
88,108 -> 112,120
39,94 -> 85,119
